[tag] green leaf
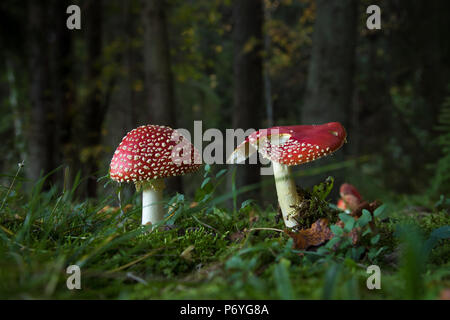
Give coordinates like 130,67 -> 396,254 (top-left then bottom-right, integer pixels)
339,213 -> 355,232
344,219 -> 355,233
368,247 -> 385,260
357,209 -> 372,227
203,164 -> 211,177
368,248 -> 377,260
351,247 -> 365,261
338,213 -> 352,223
313,176 -> 334,201
201,177 -> 211,189
424,225 -> 450,252
373,204 -> 387,219
225,255 -> 244,270
273,259 -> 294,300
325,236 -> 341,249
215,169 -> 227,178
371,234 -> 380,245
339,238 -> 352,250
330,224 -> 343,236
322,263 -> 341,299
240,199 -> 254,210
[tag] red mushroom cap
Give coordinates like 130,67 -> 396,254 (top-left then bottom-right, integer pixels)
109,125 -> 201,184
339,183 -> 362,202
338,183 -> 362,211
228,122 -> 347,165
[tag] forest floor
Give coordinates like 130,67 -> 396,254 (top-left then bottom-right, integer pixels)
0,166 -> 449,300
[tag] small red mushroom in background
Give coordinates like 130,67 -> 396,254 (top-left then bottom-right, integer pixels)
109,125 -> 201,227
337,183 -> 363,212
228,122 -> 347,228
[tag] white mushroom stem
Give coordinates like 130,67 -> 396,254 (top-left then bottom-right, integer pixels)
272,161 -> 301,228
139,179 -> 165,227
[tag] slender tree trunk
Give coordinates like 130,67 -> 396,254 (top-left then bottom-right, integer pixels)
124,0 -> 140,128
301,0 -> 357,191
263,3 -> 274,128
83,0 -> 105,198
142,0 -> 182,193
49,0 -> 75,189
6,58 -> 26,163
27,1 -> 55,187
302,0 -> 357,127
228,0 -> 264,204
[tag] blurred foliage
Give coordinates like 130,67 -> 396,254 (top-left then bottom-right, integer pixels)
0,0 -> 449,202
0,171 -> 448,299
431,90 -> 450,195
0,0 -> 450,300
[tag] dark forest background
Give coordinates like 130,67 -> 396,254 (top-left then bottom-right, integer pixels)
1,0 -> 450,206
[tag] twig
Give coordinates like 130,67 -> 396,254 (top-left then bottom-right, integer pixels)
106,246 -> 166,274
247,227 -> 284,233
126,272 -> 148,285
192,215 -> 220,234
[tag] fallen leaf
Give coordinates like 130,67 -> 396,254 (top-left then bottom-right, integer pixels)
229,231 -> 245,242
190,202 -> 199,208
97,204 -> 133,216
286,218 -> 333,250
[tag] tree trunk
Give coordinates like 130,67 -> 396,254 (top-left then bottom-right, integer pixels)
142,0 -> 182,194
301,0 -> 357,191
83,0 -> 105,198
302,0 -> 357,127
263,3 -> 274,128
228,0 -> 264,204
49,0 -> 75,190
27,1 -> 55,187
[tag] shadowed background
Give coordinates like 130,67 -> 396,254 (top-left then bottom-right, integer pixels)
1,0 -> 449,206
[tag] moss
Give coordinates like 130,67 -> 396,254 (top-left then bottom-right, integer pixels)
291,179 -> 340,229
1,175 -> 449,300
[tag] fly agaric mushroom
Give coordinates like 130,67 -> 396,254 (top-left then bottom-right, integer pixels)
227,122 -> 347,228
109,125 -> 201,226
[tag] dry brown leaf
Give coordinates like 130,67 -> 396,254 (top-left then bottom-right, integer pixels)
229,231 -> 245,242
286,218 -> 333,250
97,204 -> 133,215
189,202 -> 199,208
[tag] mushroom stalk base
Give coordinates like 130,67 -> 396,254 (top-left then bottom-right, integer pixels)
141,179 -> 165,227
272,162 -> 301,228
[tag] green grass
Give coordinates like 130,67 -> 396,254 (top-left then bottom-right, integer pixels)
0,165 -> 449,300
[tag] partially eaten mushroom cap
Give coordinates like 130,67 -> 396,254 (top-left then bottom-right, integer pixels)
110,125 -> 201,226
337,183 -> 362,211
227,122 -> 347,228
